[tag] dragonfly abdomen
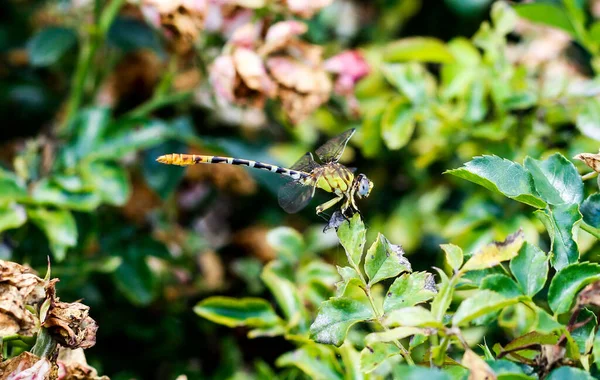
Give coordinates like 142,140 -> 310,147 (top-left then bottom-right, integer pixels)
156,154 -> 309,180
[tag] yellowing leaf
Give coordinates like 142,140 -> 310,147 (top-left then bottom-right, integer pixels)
462,349 -> 497,380
462,230 -> 525,272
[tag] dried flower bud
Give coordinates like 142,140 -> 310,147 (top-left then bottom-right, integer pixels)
142,0 -> 208,54
233,48 -> 277,97
267,57 -> 332,123
259,21 -> 308,55
42,283 -> 98,350
0,261 -> 46,337
574,152 -> 600,173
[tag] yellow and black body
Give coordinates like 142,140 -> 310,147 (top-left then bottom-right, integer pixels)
156,129 -> 373,217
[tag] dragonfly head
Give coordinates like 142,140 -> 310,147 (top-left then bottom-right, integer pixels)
355,174 -> 373,199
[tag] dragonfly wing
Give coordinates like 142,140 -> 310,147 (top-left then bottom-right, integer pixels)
278,179 -> 317,213
290,152 -> 320,172
314,128 -> 355,163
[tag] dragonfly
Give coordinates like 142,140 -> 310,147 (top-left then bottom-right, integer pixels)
156,128 -> 373,217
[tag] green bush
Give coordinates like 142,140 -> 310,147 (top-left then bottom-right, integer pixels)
2,0 -> 600,378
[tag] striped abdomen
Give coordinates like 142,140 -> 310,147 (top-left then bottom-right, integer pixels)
156,154 -> 309,180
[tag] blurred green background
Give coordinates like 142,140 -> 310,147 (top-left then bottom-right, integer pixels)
2,0 -> 600,378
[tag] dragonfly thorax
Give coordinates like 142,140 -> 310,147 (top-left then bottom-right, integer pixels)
314,163 -> 354,194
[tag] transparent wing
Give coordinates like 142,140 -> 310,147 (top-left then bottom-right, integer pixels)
278,179 -> 317,214
315,128 -> 355,163
290,152 -> 320,172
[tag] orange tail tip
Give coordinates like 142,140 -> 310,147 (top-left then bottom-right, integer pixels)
156,154 -> 172,164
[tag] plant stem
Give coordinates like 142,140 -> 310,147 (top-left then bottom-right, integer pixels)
125,91 -> 193,120
582,172 -> 598,181
30,329 -> 57,358
60,0 -> 126,133
361,283 -> 414,365
581,222 -> 600,240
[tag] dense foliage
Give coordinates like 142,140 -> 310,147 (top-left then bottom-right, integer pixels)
3,0 -> 600,379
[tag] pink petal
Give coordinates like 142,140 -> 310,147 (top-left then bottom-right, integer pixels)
264,20 -> 307,46
324,50 -> 370,82
209,55 -> 237,102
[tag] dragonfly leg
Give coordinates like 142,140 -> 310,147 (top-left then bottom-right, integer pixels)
316,195 -> 344,216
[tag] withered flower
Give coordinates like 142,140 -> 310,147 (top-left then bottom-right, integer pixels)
282,0 -> 334,18
142,0 -> 208,55
42,282 -> 98,350
267,56 -> 332,123
0,352 -> 52,380
0,261 -> 46,337
210,46 -> 277,108
210,20 -> 334,123
574,152 -> 600,173
57,348 -> 109,380
323,50 -> 369,115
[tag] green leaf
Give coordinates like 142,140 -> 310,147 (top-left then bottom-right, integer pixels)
194,297 -> 280,328
335,266 -> 363,297
31,179 -> 102,211
535,204 -> 581,270
337,214 -> 366,268
441,243 -> 463,272
381,63 -> 429,104
361,110 -> 383,159
524,154 -> 583,205
590,21 -> 600,42
384,37 -> 455,63
391,366 -> 451,380
502,92 -> 537,110
546,367 -> 594,380
535,307 -> 563,333
366,326 -> 425,344
113,240 -> 165,306
87,122 -> 173,161
491,1 -> 517,36
571,309 -> 596,354
142,141 -> 186,200
0,171 -> 28,204
276,344 -> 342,380
497,331 -> 559,356
338,342 -> 363,380
513,3 -> 576,36
261,262 -> 305,327
27,27 -> 77,67
267,227 -> 306,264
593,328 -> 600,370
383,272 -> 436,314
310,297 -> 374,346
430,268 -> 456,322
0,204 -> 27,233
385,306 -> 442,328
446,156 -> 546,208
548,262 -> 600,314
381,99 -> 416,150
462,229 -> 525,272
576,98 -> 600,141
581,194 -> 600,228
62,107 -> 111,165
27,208 -> 77,261
82,161 -> 131,206
364,233 -> 411,285
360,342 -> 399,374
453,290 -> 518,326
510,242 -> 548,297
480,274 -> 523,299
